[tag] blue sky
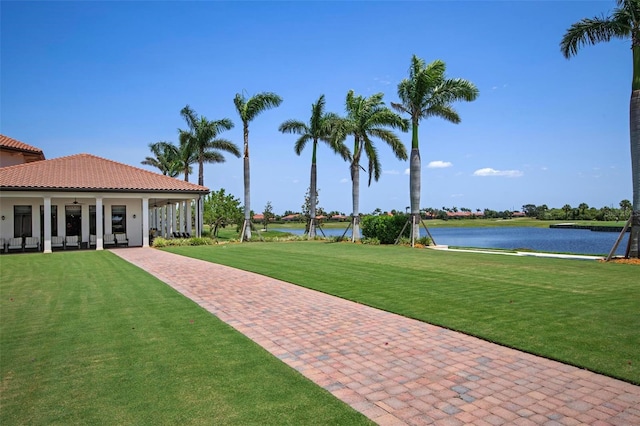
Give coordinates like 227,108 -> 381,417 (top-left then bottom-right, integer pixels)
1,1 -> 630,215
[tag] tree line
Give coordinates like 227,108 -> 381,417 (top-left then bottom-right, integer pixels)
143,1 -> 640,257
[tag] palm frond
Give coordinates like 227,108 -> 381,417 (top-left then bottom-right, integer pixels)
200,151 -> 226,164
209,139 -> 241,157
245,92 -> 283,122
561,15 -> 627,58
278,119 -> 308,134
294,135 -> 313,155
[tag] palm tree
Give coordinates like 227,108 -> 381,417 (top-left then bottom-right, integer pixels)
279,95 -> 349,238
561,0 -> 639,258
179,105 -> 239,187
392,55 -> 478,243
176,131 -> 197,182
334,90 -> 408,241
234,91 -> 283,241
141,141 -> 181,177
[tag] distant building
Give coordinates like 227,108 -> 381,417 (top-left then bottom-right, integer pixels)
0,134 -> 208,253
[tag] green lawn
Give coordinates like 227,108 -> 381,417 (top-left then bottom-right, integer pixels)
164,242 -> 640,385
0,251 -> 372,425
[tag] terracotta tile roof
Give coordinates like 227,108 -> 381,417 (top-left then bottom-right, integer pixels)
0,153 -> 209,193
0,134 -> 45,159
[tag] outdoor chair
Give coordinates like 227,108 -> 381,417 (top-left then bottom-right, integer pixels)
89,234 -> 97,248
65,235 -> 80,249
103,234 -> 116,248
51,236 -> 65,250
115,233 -> 129,247
24,237 -> 40,252
7,237 -> 23,252
172,232 -> 181,238
0,238 -> 5,253
181,232 -> 191,238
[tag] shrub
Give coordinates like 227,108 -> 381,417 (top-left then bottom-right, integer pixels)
361,214 -> 410,244
361,237 -> 380,245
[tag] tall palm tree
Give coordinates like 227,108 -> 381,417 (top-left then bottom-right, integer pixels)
176,131 -> 197,182
335,90 -> 408,241
392,55 -> 478,243
179,105 -> 240,187
234,91 -> 283,241
279,95 -> 349,238
561,0 -> 639,258
141,141 -> 182,177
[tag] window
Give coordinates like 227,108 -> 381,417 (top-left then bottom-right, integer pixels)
111,206 -> 126,233
40,205 -> 58,237
14,205 -> 32,237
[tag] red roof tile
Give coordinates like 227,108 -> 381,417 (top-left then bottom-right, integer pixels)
0,134 -> 45,159
0,153 -> 209,193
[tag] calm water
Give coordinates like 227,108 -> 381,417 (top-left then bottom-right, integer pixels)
276,226 -> 630,256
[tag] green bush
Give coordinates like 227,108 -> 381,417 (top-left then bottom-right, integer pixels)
361,237 -> 380,245
361,214 -> 410,244
151,237 -> 215,248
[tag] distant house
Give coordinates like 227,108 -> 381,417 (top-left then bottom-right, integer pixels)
281,214 -> 301,221
0,135 -> 208,252
0,134 -> 45,167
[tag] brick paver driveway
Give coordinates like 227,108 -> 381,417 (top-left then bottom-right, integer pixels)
113,248 -> 640,425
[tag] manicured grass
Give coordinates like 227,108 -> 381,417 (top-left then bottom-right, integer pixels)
164,242 -> 640,385
0,251 -> 372,425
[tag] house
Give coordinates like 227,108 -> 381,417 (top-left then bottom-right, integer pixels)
0,134 -> 45,167
0,135 -> 209,252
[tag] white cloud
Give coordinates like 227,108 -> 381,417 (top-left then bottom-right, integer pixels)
383,169 -> 400,175
292,179 -> 299,184
473,167 -> 523,178
427,160 -> 453,169
451,193 -> 464,198
404,168 -> 410,175
340,178 -> 348,183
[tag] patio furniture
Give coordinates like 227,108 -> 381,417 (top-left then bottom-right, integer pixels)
0,238 -> 5,253
89,234 -> 97,248
51,236 -> 65,250
24,237 -> 40,252
7,237 -> 23,252
181,232 -> 191,238
115,233 -> 129,247
65,235 -> 80,249
103,234 -> 116,248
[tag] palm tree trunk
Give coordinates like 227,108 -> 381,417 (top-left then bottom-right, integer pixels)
242,126 -> 251,241
409,123 -> 421,242
198,157 -> 204,187
628,89 -> 640,257
409,147 -> 421,241
351,161 -> 361,242
309,162 -> 317,239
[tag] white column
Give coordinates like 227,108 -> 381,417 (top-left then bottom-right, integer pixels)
179,201 -> 185,234
186,200 -> 193,236
195,196 -> 201,237
160,205 -> 166,238
142,197 -> 149,247
43,196 -> 52,253
96,197 -> 104,250
172,203 -> 178,236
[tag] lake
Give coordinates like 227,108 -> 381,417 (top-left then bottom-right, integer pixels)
275,226 -> 631,256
